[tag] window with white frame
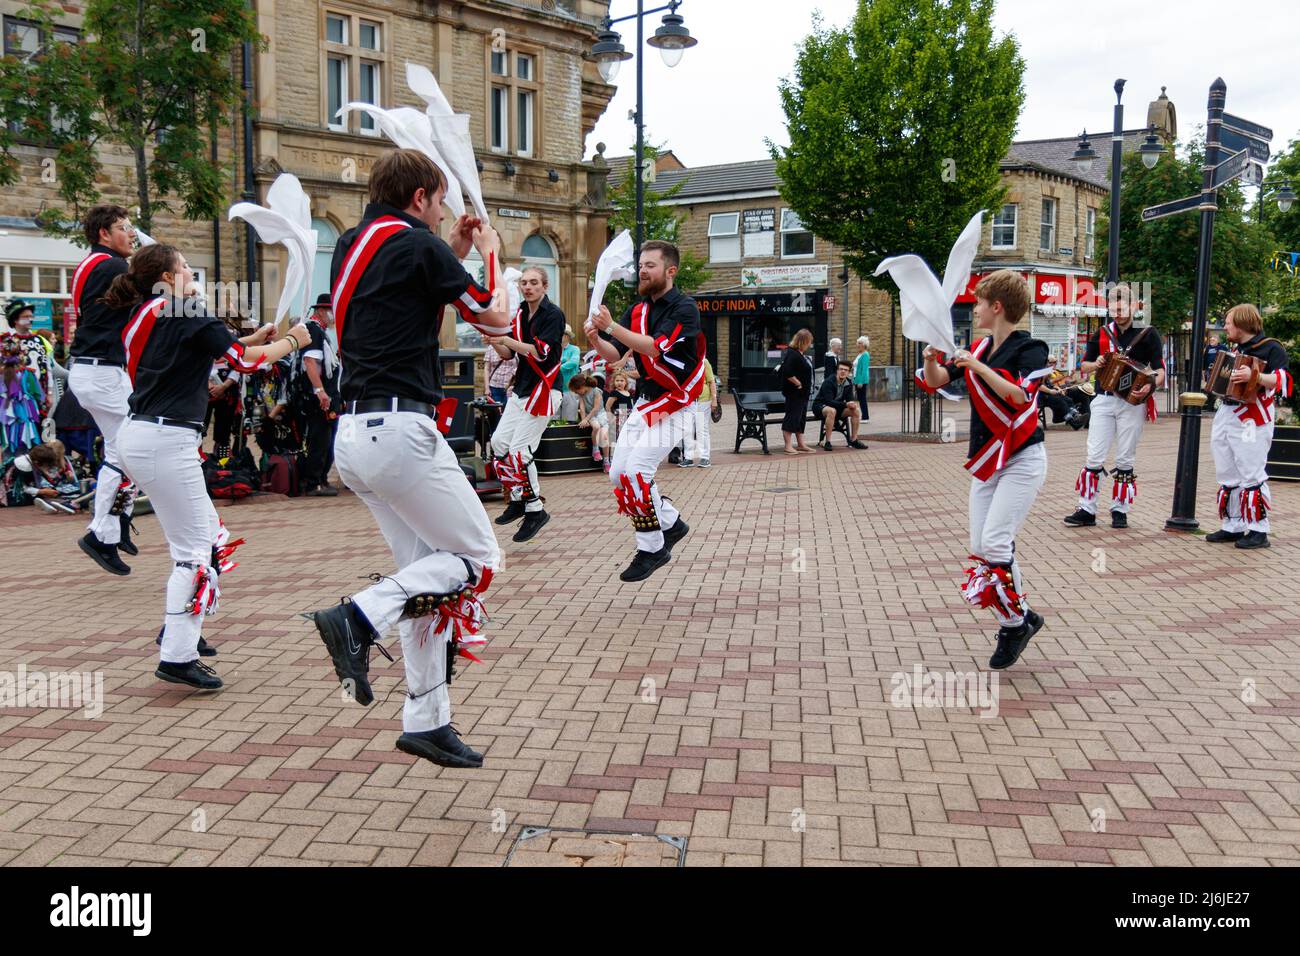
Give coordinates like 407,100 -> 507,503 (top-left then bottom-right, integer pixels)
992,203 -> 1017,250
324,11 -> 386,134
4,17 -> 81,137
486,42 -> 539,156
781,208 -> 814,258
1085,207 -> 1096,260
1040,198 -> 1056,252
708,213 -> 741,263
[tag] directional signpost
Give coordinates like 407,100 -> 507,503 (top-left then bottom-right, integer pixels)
1141,194 -> 1205,222
1222,112 -> 1273,142
1219,127 -> 1269,164
1211,148 -> 1251,190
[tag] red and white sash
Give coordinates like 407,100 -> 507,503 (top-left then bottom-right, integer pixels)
964,336 -> 1050,481
330,216 -> 411,353
513,304 -> 559,416
1099,322 -> 1157,422
71,252 -> 112,316
630,302 -> 704,427
121,297 -> 167,385
453,250 -> 512,337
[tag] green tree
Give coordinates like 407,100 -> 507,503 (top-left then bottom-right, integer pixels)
0,0 -> 260,236
602,138 -> 709,319
1096,139 -> 1273,333
1258,137 -> 1300,317
771,0 -> 1024,282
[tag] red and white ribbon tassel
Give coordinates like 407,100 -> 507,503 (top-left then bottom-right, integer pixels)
1076,467 -> 1100,501
213,521 -> 244,574
186,565 -> 222,616
613,472 -> 656,517
1217,485 -> 1235,520
960,557 -> 1024,624
1241,485 -> 1270,524
1112,475 -> 1137,505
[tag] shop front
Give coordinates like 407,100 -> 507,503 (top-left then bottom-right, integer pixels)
695,289 -> 831,393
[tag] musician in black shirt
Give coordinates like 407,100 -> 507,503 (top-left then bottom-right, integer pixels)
109,243 -> 310,691
1064,284 -> 1165,530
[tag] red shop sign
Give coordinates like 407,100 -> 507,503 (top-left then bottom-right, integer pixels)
1034,273 -> 1069,305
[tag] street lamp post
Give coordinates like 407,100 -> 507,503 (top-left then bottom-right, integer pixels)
1256,178 -> 1296,308
586,2 -> 697,259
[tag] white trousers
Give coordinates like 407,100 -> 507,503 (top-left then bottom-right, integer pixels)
684,399 -> 713,462
1080,394 -> 1147,514
68,362 -> 135,544
118,419 -> 221,664
489,393 -> 551,513
1211,404 -> 1273,533
335,411 -> 501,733
970,443 -> 1047,627
609,404 -> 689,552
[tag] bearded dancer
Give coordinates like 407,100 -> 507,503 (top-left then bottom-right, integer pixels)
307,149 -> 512,770
586,240 -> 703,583
486,265 -> 565,542
921,270 -> 1052,670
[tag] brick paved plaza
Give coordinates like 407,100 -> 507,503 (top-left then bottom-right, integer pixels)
2,402 -> 1298,867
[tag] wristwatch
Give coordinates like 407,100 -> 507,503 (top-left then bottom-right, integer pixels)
314,387 -> 325,395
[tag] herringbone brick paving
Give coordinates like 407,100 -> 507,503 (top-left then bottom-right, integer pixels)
2,400 -> 1297,866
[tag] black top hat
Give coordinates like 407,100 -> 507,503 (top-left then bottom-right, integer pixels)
5,299 -> 33,321
311,293 -> 332,310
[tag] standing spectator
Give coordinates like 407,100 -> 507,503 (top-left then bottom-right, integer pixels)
1,335 -> 43,457
572,374 -> 609,463
484,333 -> 517,405
298,296 -> 342,496
4,301 -> 53,419
779,328 -> 816,455
1203,332 -> 1222,411
823,337 -> 843,382
853,335 -> 871,422
605,369 -> 635,454
557,326 -> 581,394
204,360 -> 242,458
682,345 -> 718,468
814,360 -> 867,450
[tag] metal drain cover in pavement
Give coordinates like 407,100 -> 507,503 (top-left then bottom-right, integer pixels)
761,486 -> 800,494
504,826 -> 687,867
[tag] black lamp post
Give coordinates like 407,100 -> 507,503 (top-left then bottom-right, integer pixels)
586,1 -> 697,259
1256,178 -> 1295,308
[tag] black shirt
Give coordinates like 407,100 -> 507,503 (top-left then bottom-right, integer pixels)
605,286 -> 702,404
1224,333 -> 1290,405
69,244 -> 131,363
945,330 -> 1050,460
512,295 -> 565,400
779,347 -> 813,399
814,375 -> 853,410
330,203 -> 491,405
302,319 -> 341,399
127,299 -> 242,422
1085,321 -> 1164,396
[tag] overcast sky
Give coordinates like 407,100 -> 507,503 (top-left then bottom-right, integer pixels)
585,0 -> 1300,171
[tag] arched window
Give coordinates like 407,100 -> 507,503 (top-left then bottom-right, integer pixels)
311,219 -> 339,307
521,233 -> 558,295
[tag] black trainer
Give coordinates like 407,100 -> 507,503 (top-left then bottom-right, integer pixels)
513,509 -> 550,542
79,533 -> 130,575
395,724 -> 484,769
311,600 -> 387,706
118,515 -> 139,556
1063,509 -> 1096,527
823,440 -> 834,451
495,500 -> 526,525
619,547 -> 671,582
1205,529 -> 1244,543
989,610 -> 1044,670
1111,511 -> 1128,529
155,659 -> 223,691
1235,530 -> 1270,550
306,484 -> 339,497
849,439 -> 868,449
662,517 -> 690,551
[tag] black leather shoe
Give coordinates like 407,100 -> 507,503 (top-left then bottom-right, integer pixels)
989,610 -> 1044,670
512,509 -> 550,542
306,484 -> 339,497
619,547 -> 671,582
118,515 -> 139,556
311,600 -> 386,706
495,500 -> 526,525
155,659 -> 223,691
396,724 -> 484,769
155,626 -> 217,657
1111,511 -> 1128,529
662,517 -> 690,551
1235,531 -> 1271,550
823,440 -> 834,451
1205,529 -> 1245,543
849,439 -> 868,449
79,533 -> 130,575
1063,509 -> 1096,527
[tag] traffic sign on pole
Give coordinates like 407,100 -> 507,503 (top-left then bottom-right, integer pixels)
1211,148 -> 1250,189
1221,113 -> 1273,142
1220,127 -> 1269,163
1141,193 -> 1204,222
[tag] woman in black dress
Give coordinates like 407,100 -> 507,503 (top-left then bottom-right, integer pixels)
779,328 -> 815,454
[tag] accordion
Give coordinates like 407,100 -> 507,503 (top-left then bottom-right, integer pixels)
1207,351 -> 1263,401
1095,353 -> 1156,406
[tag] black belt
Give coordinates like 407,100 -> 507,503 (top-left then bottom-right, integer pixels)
129,413 -> 203,432
345,398 -> 436,417
72,357 -> 124,368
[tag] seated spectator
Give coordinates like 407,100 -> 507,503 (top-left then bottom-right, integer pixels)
813,360 -> 867,450
1039,366 -> 1088,430
570,374 -> 609,465
2,440 -> 82,512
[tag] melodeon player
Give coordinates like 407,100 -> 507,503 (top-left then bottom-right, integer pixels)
1207,304 -> 1292,550
1063,284 -> 1165,530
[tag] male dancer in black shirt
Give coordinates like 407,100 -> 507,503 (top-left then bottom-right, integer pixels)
298,294 -> 341,497
309,149 -> 512,769
67,204 -> 137,575
586,240 -> 704,582
1064,284 -> 1165,529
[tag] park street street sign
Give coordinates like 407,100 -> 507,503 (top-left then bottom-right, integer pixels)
1221,112 -> 1273,143
1220,127 -> 1269,164
1211,148 -> 1251,189
1141,193 -> 1205,222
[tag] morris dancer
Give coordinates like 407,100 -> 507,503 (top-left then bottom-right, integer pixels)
1207,304 -> 1292,549
485,265 -> 564,542
921,270 -> 1051,670
1063,284 -> 1164,530
586,240 -> 702,582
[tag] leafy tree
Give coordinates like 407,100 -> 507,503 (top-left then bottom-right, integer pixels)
771,0 -> 1024,282
1096,138 -> 1273,333
602,138 -> 709,320
0,0 -> 260,236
